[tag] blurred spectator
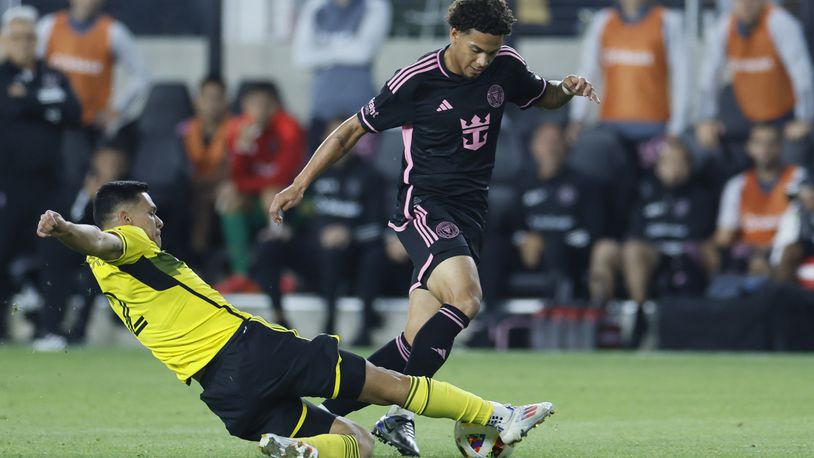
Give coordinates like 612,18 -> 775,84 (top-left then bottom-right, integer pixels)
179,75 -> 232,277
0,6 -> 81,345
770,177 -> 814,283
481,123 -> 605,306
33,147 -> 123,349
253,117 -> 387,340
38,0 -> 150,141
696,0 -> 813,149
568,0 -> 689,244
34,0 -> 151,351
622,139 -> 716,305
216,81 -> 305,294
568,0 -> 689,143
292,0 -> 391,153
713,124 -> 805,276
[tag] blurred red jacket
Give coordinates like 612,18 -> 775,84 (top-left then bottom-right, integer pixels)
226,110 -> 305,194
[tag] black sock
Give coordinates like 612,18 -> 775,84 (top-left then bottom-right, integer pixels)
322,333 -> 412,416
403,304 -> 469,377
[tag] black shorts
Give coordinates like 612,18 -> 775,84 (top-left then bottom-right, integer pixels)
389,196 -> 485,293
198,319 -> 367,441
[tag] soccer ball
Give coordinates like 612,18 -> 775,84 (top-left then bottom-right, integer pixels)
454,422 -> 514,457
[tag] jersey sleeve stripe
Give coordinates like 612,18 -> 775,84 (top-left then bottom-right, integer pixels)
497,50 -> 527,66
359,109 -> 379,132
520,78 -> 548,109
499,45 -> 528,65
389,61 -> 439,93
386,53 -> 435,87
436,49 -> 450,78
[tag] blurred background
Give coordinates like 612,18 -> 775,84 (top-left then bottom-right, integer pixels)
1,0 -> 813,353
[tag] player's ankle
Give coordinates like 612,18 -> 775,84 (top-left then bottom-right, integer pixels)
486,402 -> 513,429
387,404 -> 413,418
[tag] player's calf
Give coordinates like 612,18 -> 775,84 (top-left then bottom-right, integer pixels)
329,416 -> 375,458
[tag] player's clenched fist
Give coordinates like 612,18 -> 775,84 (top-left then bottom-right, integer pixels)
36,210 -> 69,238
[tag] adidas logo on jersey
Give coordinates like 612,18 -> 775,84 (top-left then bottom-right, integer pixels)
436,99 -> 453,112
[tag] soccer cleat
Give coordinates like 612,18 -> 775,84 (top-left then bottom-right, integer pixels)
372,413 -> 421,456
496,402 -> 555,445
259,433 -> 318,458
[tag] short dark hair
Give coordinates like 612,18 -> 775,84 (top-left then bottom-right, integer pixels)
200,74 -> 226,92
93,180 -> 149,227
240,80 -> 282,107
447,0 -> 516,36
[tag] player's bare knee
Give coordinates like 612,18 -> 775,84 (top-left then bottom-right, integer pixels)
621,241 -> 643,262
448,286 -> 482,319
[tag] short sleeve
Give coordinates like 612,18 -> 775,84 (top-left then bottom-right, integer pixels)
499,47 -> 548,109
357,79 -> 414,133
105,225 -> 156,266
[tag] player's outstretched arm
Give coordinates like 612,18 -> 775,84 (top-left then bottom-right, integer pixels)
36,210 -> 123,261
268,115 -> 368,224
537,75 -> 601,110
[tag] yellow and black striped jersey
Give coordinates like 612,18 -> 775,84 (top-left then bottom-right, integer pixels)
86,225 -> 253,382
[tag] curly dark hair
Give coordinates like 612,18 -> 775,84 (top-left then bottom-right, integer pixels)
447,0 -> 516,36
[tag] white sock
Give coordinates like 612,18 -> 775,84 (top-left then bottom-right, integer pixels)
387,404 -> 413,418
487,402 -> 514,428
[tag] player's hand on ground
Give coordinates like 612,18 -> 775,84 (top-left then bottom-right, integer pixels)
268,184 -> 305,224
562,75 -> 600,104
36,210 -> 69,238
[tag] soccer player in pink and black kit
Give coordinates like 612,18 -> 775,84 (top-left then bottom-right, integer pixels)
270,1 -> 600,454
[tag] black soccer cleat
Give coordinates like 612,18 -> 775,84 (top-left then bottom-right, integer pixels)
372,413 -> 421,456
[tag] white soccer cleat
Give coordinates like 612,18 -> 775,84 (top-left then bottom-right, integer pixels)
496,402 -> 555,445
259,433 -> 318,458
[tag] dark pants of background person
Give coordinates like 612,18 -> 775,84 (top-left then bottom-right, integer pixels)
480,233 -> 590,309
35,187 -> 101,342
0,175 -> 53,341
251,232 -> 386,336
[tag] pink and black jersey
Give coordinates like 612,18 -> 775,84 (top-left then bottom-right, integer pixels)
357,45 -> 547,226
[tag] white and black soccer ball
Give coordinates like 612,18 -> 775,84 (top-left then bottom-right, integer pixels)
454,422 -> 514,457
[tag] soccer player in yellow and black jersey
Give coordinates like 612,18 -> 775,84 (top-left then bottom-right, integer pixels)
36,180 -> 554,458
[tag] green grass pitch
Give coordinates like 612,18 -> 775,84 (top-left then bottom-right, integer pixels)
1,347 -> 813,457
